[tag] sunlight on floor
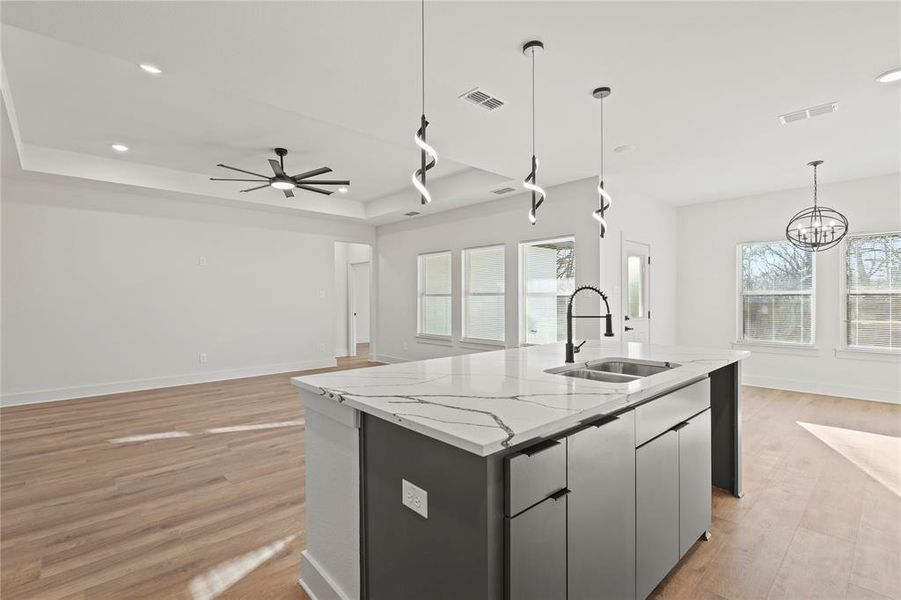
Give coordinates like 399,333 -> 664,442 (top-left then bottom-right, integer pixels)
109,420 -> 305,443
109,431 -> 191,443
798,421 -> 901,497
188,534 -> 296,600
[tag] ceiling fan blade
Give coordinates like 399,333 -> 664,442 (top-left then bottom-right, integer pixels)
269,159 -> 286,177
296,184 -> 334,196
290,167 -> 331,180
240,184 -> 271,193
210,177 -> 268,182
295,179 -> 350,186
283,189 -> 295,199
217,163 -> 270,179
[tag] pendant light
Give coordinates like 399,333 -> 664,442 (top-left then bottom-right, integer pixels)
591,86 -> 613,237
522,40 -> 546,224
412,0 -> 437,205
785,160 -> 848,252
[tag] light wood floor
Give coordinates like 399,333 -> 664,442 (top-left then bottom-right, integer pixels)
2,377 -> 899,599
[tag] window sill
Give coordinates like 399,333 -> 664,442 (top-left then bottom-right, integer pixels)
732,341 -> 821,357
459,338 -> 507,349
834,347 -> 901,362
416,335 -> 453,347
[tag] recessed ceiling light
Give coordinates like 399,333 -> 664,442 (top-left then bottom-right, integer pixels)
614,144 -> 636,153
337,187 -> 349,193
139,63 -> 162,75
270,180 -> 296,190
111,144 -> 129,152
876,67 -> 901,83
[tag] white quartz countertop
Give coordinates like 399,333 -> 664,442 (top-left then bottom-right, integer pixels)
292,341 -> 749,456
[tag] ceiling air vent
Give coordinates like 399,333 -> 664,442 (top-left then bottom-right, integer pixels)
778,102 -> 838,125
459,87 -> 506,111
492,186 -> 516,195
404,211 -> 421,217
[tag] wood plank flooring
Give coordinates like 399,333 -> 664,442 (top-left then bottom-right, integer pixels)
2,376 -> 899,599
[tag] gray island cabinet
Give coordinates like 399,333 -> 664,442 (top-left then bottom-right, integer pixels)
292,341 -> 747,600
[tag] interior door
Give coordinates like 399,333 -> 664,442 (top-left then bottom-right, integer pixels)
349,262 -> 370,355
622,240 -> 651,342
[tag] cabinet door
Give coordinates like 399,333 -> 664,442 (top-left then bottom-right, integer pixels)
679,408 -> 712,557
568,412 -> 636,600
636,430 -> 679,600
506,491 -> 567,600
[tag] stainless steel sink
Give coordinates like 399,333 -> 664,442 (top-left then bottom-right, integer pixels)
584,358 -> 679,377
556,369 -> 639,383
546,358 -> 680,383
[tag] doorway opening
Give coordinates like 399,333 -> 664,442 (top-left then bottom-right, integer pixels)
621,239 -> 651,343
334,241 -> 372,360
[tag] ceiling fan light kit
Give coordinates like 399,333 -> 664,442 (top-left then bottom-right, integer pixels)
210,147 -> 350,199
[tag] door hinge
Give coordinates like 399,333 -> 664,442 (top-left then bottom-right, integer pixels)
648,310 -> 651,319
647,256 -> 651,265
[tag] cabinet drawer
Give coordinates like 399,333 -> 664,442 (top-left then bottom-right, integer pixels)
635,378 -> 710,446
505,438 -> 566,516
506,491 -> 567,600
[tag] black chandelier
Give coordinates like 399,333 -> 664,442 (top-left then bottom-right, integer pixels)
522,40 -> 546,225
411,0 -> 437,205
785,160 -> 848,252
592,86 -> 613,237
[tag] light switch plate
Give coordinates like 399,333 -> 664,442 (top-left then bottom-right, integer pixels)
402,479 -> 428,519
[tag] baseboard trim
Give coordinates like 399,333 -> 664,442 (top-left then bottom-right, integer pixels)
0,358 -> 338,407
371,353 -> 408,364
300,550 -> 354,600
742,374 -> 901,405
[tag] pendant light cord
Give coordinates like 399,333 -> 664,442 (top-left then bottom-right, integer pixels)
599,98 -> 604,209
421,0 -> 425,114
812,163 -> 818,208
531,48 -> 535,156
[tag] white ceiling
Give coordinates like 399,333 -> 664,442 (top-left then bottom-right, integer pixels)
2,1 -> 899,224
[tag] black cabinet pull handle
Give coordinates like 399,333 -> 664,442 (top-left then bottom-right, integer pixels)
550,488 -> 570,501
592,415 -> 620,428
671,421 -> 690,432
521,438 -> 560,456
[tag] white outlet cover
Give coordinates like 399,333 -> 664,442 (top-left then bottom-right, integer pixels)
199,256 -> 208,267
402,479 -> 428,519
319,290 -> 326,299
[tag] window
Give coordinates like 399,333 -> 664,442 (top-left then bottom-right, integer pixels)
463,245 -> 506,343
738,241 -> 814,345
520,237 -> 575,345
844,232 -> 901,351
417,251 -> 452,338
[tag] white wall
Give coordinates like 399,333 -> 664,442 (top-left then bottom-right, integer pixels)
334,241 -> 371,356
1,174 -> 374,405
677,173 -> 901,404
374,177 -> 678,362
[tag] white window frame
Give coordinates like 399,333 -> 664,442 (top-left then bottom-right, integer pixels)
734,241 -> 817,349
461,244 -> 506,347
838,230 -> 901,357
416,250 -> 452,341
518,235 -> 576,347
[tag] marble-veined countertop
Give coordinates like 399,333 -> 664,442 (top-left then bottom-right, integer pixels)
292,341 -> 749,456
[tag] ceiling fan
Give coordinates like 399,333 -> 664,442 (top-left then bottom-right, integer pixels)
210,148 -> 350,198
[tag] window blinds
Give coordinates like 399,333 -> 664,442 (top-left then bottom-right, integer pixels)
740,241 -> 814,344
463,246 -> 505,342
418,252 -> 451,337
846,232 -> 901,350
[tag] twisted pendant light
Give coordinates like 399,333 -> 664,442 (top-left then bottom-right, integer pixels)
412,0 -> 437,205
522,40 -> 546,224
592,86 -> 613,237
785,160 -> 848,252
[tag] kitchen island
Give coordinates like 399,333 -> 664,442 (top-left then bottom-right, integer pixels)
292,341 -> 748,600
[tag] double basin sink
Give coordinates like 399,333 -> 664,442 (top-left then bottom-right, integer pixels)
546,358 -> 680,383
